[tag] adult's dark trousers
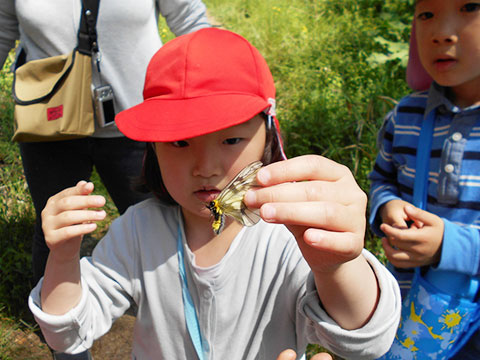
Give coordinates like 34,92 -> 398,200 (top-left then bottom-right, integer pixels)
20,136 -> 149,286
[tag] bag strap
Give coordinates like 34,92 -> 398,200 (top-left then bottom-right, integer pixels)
414,109 -> 480,357
77,0 -> 100,55
413,110 -> 435,209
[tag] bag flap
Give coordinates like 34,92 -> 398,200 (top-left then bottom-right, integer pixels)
13,51 -> 76,104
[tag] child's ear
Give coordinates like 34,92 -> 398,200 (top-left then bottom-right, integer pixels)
406,19 -> 433,91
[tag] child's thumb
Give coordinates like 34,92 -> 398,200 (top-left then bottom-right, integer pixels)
404,204 -> 426,227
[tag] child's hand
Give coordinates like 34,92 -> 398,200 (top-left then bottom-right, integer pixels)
244,155 -> 367,274
276,349 -> 332,360
380,199 -> 420,229
41,181 -> 106,262
245,155 -> 378,329
380,204 -> 444,268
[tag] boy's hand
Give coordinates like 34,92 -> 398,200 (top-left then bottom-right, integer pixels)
380,199 -> 421,229
380,204 -> 444,268
244,154 -> 366,273
41,181 -> 106,262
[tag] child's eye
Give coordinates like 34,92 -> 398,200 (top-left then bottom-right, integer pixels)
417,11 -> 434,20
461,3 -> 480,12
171,140 -> 189,147
223,138 -> 242,145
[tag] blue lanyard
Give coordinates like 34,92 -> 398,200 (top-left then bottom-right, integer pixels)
177,222 -> 206,360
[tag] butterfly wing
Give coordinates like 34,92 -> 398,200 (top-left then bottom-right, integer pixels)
213,161 -> 263,231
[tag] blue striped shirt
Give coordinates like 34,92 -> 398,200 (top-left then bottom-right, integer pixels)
369,83 -> 480,277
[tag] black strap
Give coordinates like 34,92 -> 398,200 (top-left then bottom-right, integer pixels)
77,0 -> 100,55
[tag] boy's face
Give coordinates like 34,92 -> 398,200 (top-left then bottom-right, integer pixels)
415,0 -> 480,105
154,115 -> 266,224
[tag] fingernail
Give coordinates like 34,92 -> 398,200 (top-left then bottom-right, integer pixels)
93,196 -> 105,206
244,190 -> 256,204
85,223 -> 97,231
261,204 -> 276,222
257,168 -> 270,184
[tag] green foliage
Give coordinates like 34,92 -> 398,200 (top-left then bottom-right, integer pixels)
1,0 -> 413,355
204,0 -> 411,262
0,51 -> 35,319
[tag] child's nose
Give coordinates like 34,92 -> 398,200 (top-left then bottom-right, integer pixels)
192,150 -> 221,178
433,32 -> 457,45
432,19 -> 458,45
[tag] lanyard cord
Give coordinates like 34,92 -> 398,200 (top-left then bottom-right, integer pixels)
177,222 -> 206,360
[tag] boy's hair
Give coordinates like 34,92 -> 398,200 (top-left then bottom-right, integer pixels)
139,113 -> 285,205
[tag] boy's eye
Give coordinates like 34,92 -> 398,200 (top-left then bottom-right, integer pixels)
171,140 -> 189,147
461,3 -> 480,12
223,138 -> 242,145
417,11 -> 434,20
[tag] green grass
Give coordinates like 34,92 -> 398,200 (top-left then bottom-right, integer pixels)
0,1 -> 415,358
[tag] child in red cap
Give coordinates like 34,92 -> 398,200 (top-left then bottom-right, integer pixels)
29,28 -> 400,359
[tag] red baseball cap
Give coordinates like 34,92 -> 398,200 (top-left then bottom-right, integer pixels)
115,28 -> 280,142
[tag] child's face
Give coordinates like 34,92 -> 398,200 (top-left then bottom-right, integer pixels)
415,0 -> 480,102
154,115 -> 266,222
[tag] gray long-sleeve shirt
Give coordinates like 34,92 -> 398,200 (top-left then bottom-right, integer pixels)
0,0 -> 209,137
29,199 -> 401,359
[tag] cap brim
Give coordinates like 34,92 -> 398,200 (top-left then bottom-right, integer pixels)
115,94 -> 269,142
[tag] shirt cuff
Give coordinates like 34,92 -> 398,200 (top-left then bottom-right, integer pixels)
300,250 -> 401,359
437,218 -> 480,276
28,277 -> 92,353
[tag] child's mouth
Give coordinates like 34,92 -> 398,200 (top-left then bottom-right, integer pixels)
434,57 -> 456,71
194,189 -> 220,203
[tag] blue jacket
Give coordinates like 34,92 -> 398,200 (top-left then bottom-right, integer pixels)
369,83 -> 480,277
369,83 -> 480,358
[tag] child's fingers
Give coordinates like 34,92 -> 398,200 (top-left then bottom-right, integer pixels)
380,223 -> 413,242
258,155 -> 353,185
48,181 -> 94,202
404,204 -> 429,227
381,237 -> 414,267
259,201 -> 364,234
43,192 -> 106,218
311,354 -> 333,360
46,223 -> 98,248
276,349 -> 297,360
50,209 -> 107,229
245,179 -> 363,209
42,208 -> 106,242
302,227 -> 363,257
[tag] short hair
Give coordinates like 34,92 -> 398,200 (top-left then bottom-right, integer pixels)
137,114 -> 285,205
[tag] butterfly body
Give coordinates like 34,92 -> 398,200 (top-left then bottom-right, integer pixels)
206,161 -> 263,235
207,200 -> 226,234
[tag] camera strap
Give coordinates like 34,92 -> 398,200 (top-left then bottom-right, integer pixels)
77,0 -> 100,56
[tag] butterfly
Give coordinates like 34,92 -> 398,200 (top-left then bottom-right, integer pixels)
207,161 -> 263,235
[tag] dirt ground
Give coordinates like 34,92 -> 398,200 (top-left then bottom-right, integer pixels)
11,314 -> 135,359
8,234 -> 135,360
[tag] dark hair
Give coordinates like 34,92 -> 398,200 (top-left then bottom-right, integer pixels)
137,114 -> 285,205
